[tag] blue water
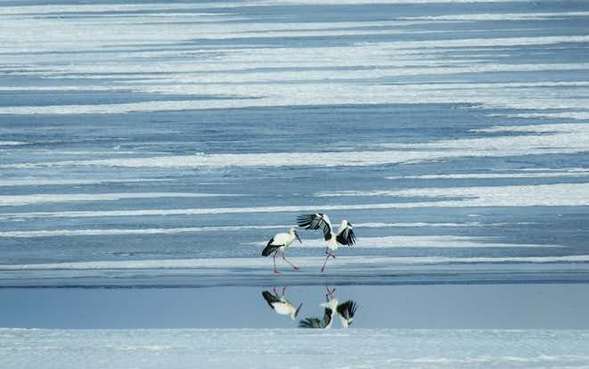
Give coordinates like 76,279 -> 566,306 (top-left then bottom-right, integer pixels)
2,284 -> 589,329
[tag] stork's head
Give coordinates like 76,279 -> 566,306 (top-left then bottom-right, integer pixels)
289,227 -> 302,243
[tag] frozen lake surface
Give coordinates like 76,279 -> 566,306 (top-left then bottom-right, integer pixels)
1,0 -> 588,283
2,328 -> 589,369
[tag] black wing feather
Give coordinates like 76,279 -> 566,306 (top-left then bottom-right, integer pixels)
261,238 -> 281,256
323,307 -> 333,327
336,226 -> 356,246
299,317 -> 323,328
261,291 -> 281,309
297,213 -> 332,240
298,308 -> 333,329
336,300 -> 358,320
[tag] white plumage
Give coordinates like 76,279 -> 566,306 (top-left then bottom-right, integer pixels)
262,288 -> 303,320
261,227 -> 302,274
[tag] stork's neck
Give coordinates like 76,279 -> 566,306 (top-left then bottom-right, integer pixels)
322,298 -> 338,310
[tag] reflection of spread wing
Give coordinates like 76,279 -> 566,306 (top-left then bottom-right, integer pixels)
299,308 -> 334,329
336,222 -> 356,246
298,317 -> 323,328
336,300 -> 358,328
323,307 -> 333,328
297,213 -> 332,241
261,291 -> 281,310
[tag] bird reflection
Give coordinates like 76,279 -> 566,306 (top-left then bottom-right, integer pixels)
261,287 -> 303,320
336,300 -> 358,328
298,287 -> 358,329
298,308 -> 333,328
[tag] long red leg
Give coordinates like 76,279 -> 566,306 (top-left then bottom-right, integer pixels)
326,287 -> 336,297
273,251 -> 280,274
320,253 -> 331,273
281,251 -> 299,270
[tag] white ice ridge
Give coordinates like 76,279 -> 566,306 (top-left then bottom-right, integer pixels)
2,255 -> 588,271
2,182 -> 589,220
377,123 -> 589,153
0,193 -> 241,206
502,112 -> 589,120
249,235 -> 558,248
386,168 -> 589,180
399,11 -> 589,21
0,178 -> 169,187
0,3 -> 242,16
0,225 -> 287,238
5,123 -> 588,170
0,222 -> 505,238
1,67 -> 588,115
315,183 -> 589,207
0,1 -> 547,17
0,0 -> 586,116
2,81 -> 588,94
0,141 -> 26,146
7,11 -> 581,50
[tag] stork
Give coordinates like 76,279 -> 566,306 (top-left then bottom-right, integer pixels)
261,287 -> 303,320
262,227 -> 302,274
296,213 -> 356,272
298,287 -> 358,329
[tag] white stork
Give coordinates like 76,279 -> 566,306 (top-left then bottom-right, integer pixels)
261,288 -> 303,320
296,213 -> 356,272
321,287 -> 358,328
262,227 -> 302,274
298,287 -> 358,329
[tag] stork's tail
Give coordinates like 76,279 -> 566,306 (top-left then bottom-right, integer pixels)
262,242 -> 281,257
